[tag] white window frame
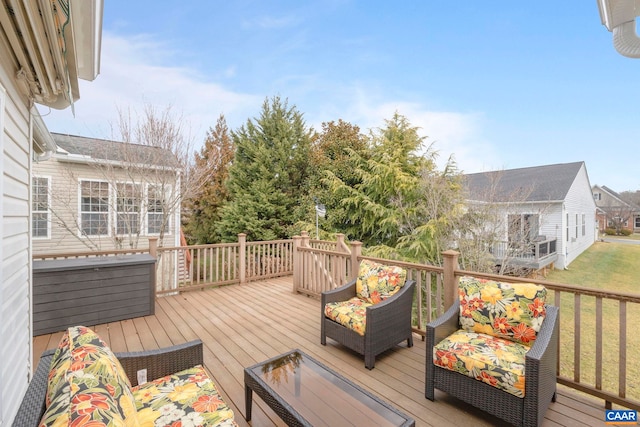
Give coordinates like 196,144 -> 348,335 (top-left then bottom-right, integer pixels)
79,179 -> 110,237
32,176 -> 51,239
582,213 -> 586,236
146,184 -> 170,235
115,182 -> 142,236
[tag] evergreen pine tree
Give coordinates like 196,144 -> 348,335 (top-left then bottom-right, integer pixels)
218,96 -> 312,241
183,114 -> 234,243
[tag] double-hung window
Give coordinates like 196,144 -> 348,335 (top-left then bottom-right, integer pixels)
32,177 -> 50,238
80,180 -> 109,236
147,185 -> 166,235
116,183 -> 141,235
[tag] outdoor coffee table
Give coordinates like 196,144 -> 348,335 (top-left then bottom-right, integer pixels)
244,349 -> 415,427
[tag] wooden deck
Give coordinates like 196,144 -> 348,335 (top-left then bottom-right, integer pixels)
33,277 -> 610,427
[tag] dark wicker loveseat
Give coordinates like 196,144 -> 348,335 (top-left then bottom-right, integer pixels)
13,326 -> 236,426
321,260 -> 416,369
425,276 -> 559,427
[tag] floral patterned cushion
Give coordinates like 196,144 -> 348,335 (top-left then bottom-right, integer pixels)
355,260 -> 407,304
40,371 -> 139,426
132,365 -> 237,427
433,329 -> 528,397
458,276 -> 547,346
40,326 -> 140,426
324,297 -> 373,336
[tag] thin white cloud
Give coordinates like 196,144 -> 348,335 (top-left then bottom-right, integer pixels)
42,32 -> 261,144
242,15 -> 299,30
332,90 -> 499,175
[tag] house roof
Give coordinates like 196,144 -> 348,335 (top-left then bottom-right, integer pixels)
464,161 -> 585,203
51,133 -> 180,169
593,184 -> 640,210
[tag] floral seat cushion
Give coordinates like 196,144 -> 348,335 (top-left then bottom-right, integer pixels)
324,297 -> 373,336
132,365 -> 237,427
356,260 -> 407,304
40,325 -> 140,426
458,276 -> 547,346
433,329 -> 529,397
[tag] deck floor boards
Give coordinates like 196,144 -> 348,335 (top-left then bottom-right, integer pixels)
34,276 -> 609,427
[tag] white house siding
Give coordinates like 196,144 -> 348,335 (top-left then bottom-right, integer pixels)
561,164 -> 597,268
32,156 -> 177,255
0,51 -> 32,424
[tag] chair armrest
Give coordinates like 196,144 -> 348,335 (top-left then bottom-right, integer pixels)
366,280 -> 416,329
426,300 -> 461,345
12,350 -> 56,427
321,279 -> 357,306
115,340 -> 204,386
526,305 -> 559,362
524,305 -> 559,424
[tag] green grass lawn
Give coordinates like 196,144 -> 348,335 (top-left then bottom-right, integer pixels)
546,241 -> 640,401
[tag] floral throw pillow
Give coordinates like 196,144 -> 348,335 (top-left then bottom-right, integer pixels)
458,276 -> 547,346
356,260 -> 407,304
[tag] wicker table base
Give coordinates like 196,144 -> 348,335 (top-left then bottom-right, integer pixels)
244,349 -> 414,427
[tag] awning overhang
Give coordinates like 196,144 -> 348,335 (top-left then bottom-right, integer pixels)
0,0 -> 103,109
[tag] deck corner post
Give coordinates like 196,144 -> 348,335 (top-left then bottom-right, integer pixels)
442,250 -> 460,309
148,237 -> 158,258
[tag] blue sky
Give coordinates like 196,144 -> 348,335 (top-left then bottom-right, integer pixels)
42,1 -> 640,191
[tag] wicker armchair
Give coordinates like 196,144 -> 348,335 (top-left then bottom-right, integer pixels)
321,260 -> 416,369
13,339 -> 211,427
425,277 -> 559,427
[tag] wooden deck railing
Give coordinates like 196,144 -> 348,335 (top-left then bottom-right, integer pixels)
155,234 -> 294,295
293,238 -> 640,410
33,233 -> 640,410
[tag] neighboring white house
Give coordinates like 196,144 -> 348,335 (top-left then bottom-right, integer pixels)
592,184 -> 640,234
0,0 -> 103,423
32,133 -> 182,255
464,161 -> 597,270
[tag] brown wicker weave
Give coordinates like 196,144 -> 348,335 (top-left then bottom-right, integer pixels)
12,340 -> 204,427
425,301 -> 559,427
321,278 -> 416,369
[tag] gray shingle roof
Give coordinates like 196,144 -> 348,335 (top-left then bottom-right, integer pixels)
464,161 -> 585,203
51,133 -> 180,168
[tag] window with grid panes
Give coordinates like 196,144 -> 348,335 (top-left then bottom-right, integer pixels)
80,180 -> 109,236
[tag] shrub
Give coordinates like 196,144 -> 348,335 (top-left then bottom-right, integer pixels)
604,228 -> 617,235
620,228 -> 632,236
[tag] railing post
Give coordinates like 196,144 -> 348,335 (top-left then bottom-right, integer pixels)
148,237 -> 158,258
336,233 -> 350,253
442,250 -> 460,309
301,230 -> 310,248
238,233 -> 246,285
292,235 -> 301,293
334,234 -> 348,285
349,241 -> 362,281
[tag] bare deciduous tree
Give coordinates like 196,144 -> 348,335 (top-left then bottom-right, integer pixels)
46,103 -> 214,251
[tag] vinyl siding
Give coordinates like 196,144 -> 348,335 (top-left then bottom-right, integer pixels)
562,164 -> 597,267
32,157 -> 178,255
490,163 -> 596,270
0,41 -> 32,424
